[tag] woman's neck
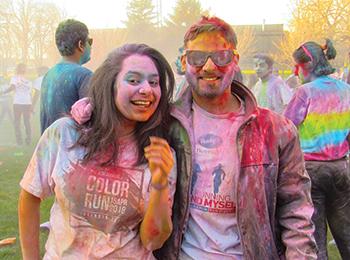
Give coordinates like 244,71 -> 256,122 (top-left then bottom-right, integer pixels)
118,119 -> 136,137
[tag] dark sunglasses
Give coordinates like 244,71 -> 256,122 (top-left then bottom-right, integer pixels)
87,38 -> 93,46
186,50 -> 235,67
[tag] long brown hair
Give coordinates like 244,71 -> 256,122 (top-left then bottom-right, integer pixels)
75,43 -> 175,166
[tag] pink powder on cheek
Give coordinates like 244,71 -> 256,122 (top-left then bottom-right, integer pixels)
153,86 -> 162,104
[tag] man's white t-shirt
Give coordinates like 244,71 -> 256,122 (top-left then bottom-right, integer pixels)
181,99 -> 245,260
20,118 -> 177,259
10,75 -> 33,105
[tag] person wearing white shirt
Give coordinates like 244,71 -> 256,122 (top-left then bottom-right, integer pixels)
1,63 -> 33,145
0,76 -> 13,125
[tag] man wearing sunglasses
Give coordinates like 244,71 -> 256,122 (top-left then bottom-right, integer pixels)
40,19 -> 93,134
156,16 -> 317,259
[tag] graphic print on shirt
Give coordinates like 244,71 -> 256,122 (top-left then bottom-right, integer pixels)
212,163 -> 226,195
191,132 -> 236,215
63,161 -> 145,234
11,76 -> 33,104
191,163 -> 202,194
16,78 -> 31,92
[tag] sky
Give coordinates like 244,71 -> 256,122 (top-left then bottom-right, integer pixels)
52,0 -> 294,29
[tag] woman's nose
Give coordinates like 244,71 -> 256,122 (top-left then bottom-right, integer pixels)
138,82 -> 152,95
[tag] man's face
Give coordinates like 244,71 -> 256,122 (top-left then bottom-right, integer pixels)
254,58 -> 271,80
79,37 -> 92,65
182,31 -> 238,99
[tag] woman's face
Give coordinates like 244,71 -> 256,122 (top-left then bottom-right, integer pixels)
114,54 -> 161,126
294,62 -> 312,84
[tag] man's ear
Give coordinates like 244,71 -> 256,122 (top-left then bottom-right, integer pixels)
77,40 -> 85,53
233,48 -> 239,63
233,55 -> 239,64
181,55 -> 186,72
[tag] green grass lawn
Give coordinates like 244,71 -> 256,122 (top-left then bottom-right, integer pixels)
0,107 -> 343,259
0,108 -> 54,259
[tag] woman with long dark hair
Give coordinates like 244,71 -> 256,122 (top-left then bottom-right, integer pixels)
18,44 -> 178,259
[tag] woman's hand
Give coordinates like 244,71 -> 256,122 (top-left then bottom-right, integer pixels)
141,136 -> 175,250
144,136 -> 174,188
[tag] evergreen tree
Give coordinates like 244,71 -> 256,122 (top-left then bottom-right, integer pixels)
124,0 -> 157,29
167,0 -> 204,28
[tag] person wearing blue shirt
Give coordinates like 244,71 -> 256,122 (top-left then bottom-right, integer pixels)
40,19 -> 93,134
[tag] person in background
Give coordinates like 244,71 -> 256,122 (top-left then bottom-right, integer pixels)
32,66 -> 49,112
1,63 -> 33,145
285,73 -> 301,95
0,76 -> 13,126
18,43 -> 178,259
244,73 -> 258,90
40,19 -> 93,134
252,53 -> 293,113
284,39 -> 350,260
172,46 -> 187,101
341,51 -> 350,83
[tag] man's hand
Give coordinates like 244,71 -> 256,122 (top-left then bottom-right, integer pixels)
70,97 -> 93,124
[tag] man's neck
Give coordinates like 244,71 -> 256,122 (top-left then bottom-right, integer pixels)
260,73 -> 271,83
62,55 -> 80,64
192,89 -> 241,115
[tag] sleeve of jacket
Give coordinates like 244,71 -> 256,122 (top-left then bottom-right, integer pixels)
277,120 -> 317,259
154,119 -> 192,260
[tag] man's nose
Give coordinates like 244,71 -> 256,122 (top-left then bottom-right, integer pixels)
202,56 -> 217,71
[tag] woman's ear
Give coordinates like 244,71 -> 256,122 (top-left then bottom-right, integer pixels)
304,61 -> 314,71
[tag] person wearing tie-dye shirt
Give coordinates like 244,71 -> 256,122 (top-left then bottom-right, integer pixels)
284,39 -> 350,260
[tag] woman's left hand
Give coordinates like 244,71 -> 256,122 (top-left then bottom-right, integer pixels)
144,136 -> 174,187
